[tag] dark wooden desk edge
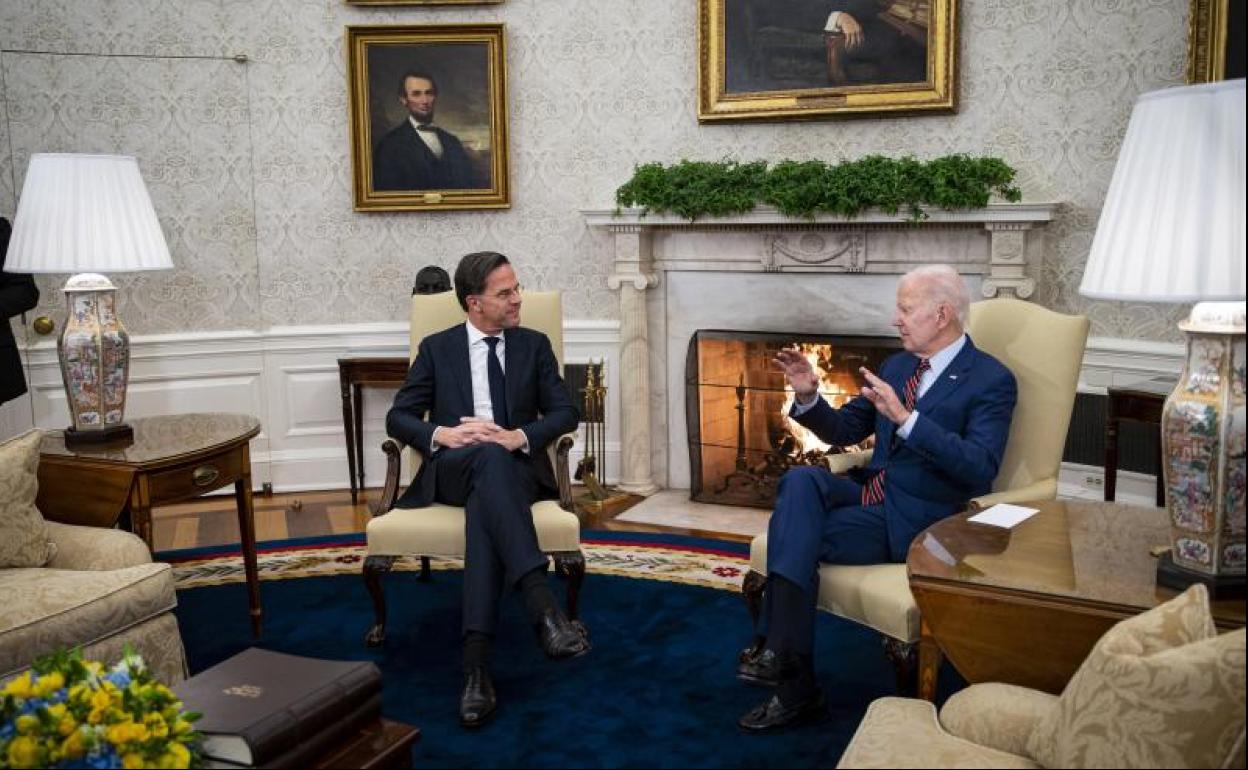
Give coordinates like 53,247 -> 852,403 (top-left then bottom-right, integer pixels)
312,718 -> 420,770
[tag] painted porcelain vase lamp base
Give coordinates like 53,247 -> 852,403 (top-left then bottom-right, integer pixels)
1157,301 -> 1246,598
58,272 -> 134,447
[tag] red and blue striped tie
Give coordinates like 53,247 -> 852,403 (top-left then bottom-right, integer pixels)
861,357 -> 930,506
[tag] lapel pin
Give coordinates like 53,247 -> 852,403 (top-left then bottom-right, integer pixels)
949,374 -> 958,380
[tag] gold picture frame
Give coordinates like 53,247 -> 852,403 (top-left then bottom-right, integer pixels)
697,0 -> 958,122
1186,0 -> 1244,82
346,1 -> 501,6
347,24 -> 509,212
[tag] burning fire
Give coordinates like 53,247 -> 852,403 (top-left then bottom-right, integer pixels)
779,344 -> 864,455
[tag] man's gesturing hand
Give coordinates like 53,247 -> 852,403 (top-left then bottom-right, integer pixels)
859,367 -> 910,425
773,348 -> 821,403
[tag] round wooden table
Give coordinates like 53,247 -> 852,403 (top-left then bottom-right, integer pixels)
38,413 -> 264,636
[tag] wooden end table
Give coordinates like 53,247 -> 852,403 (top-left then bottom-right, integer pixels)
907,499 -> 1245,700
37,413 -> 265,636
338,356 -> 409,506
1105,375 -> 1174,507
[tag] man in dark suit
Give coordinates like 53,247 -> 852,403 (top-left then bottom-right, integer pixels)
737,264 -> 1017,732
372,71 -> 479,192
0,216 -> 40,406
386,251 -> 586,728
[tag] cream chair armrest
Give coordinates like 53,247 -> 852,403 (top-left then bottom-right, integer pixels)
970,478 -> 1057,508
44,521 -> 153,570
938,683 -> 1058,760
837,697 -> 1041,769
827,449 -> 871,474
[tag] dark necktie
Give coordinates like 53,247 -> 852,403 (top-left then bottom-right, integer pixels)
483,336 -> 509,429
861,357 -> 931,506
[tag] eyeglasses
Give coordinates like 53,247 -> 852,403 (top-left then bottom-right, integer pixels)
478,283 -> 522,302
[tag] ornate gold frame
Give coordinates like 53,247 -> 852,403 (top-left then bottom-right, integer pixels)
697,0 -> 958,122
347,24 -> 509,212
1186,0 -> 1233,82
346,1 -> 501,6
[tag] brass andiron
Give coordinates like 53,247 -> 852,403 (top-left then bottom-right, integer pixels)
573,360 -> 630,512
575,361 -> 610,500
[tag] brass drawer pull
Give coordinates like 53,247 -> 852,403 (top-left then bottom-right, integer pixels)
192,465 -> 220,487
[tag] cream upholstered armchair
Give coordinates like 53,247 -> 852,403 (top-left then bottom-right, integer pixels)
742,298 -> 1091,691
1,430 -> 186,685
836,585 -> 1246,769
362,290 -> 584,646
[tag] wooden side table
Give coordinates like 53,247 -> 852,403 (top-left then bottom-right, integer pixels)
907,499 -> 1245,700
1105,375 -> 1175,506
339,356 -> 409,505
36,413 -> 265,636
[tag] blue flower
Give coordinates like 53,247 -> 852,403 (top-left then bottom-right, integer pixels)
103,670 -> 131,689
77,746 -> 123,769
0,720 -> 15,740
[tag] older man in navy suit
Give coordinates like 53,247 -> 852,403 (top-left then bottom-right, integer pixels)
738,264 -> 1017,732
386,251 -> 585,728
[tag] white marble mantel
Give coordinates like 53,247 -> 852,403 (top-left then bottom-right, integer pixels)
584,202 -> 1059,495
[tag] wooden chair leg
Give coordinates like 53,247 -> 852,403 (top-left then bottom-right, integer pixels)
419,555 -> 431,582
882,637 -> 919,696
741,569 -> 767,654
553,551 -> 585,620
363,555 -> 397,647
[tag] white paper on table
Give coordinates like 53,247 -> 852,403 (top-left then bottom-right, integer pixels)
966,503 -> 1039,529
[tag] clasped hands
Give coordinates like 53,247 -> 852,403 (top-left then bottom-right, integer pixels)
772,347 -> 910,425
436,417 -> 526,451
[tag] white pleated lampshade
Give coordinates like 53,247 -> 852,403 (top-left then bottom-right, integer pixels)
1079,79 -> 1245,303
4,153 -> 174,274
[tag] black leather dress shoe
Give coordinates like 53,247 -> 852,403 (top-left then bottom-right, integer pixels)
737,691 -> 828,733
737,646 -> 783,687
459,666 -> 497,728
534,608 -> 590,660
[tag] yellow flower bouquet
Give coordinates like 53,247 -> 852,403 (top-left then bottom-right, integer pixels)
0,648 -> 200,769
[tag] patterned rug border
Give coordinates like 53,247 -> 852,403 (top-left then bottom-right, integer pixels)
167,535 -> 752,593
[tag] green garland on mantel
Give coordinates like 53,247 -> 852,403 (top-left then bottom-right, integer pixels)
614,154 -> 1022,222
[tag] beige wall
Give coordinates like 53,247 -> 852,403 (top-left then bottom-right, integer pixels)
1,0 -> 1192,340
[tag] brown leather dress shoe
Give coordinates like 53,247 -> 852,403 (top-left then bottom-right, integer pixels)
533,608 -> 591,660
737,691 -> 828,733
459,666 -> 497,728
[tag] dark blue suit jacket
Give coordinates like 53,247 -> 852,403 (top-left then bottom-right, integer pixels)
386,323 -> 577,509
792,337 -> 1017,562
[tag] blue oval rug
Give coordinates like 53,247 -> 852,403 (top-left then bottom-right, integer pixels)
171,533 -> 961,768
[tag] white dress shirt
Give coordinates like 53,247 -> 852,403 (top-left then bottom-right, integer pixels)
410,116 -> 444,159
430,319 -> 529,453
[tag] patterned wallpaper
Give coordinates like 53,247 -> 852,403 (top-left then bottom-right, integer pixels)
0,0 -> 1191,339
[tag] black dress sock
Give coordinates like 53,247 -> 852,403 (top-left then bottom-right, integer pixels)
463,631 -> 493,672
767,575 -> 819,705
517,564 -> 557,623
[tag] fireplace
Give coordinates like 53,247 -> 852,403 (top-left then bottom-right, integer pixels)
686,330 -> 900,508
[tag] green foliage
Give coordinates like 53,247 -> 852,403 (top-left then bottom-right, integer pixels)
616,155 -> 1022,221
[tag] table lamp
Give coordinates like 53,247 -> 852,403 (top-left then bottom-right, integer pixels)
2,153 -> 174,446
1079,79 -> 1245,597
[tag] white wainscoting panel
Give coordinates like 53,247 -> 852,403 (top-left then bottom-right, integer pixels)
19,326 -> 1175,494
22,320 -> 622,494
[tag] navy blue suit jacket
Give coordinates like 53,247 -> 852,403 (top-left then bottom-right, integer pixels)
386,323 -> 577,509
792,337 -> 1017,562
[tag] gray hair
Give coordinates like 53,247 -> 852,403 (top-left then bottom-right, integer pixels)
901,264 -> 970,327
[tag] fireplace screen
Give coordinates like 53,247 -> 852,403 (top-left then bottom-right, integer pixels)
687,330 -> 901,508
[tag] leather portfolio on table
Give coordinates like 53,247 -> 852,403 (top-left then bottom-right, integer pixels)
174,648 -> 382,768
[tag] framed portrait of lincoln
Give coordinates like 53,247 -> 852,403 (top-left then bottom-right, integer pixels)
697,0 -> 958,122
347,24 -> 510,211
